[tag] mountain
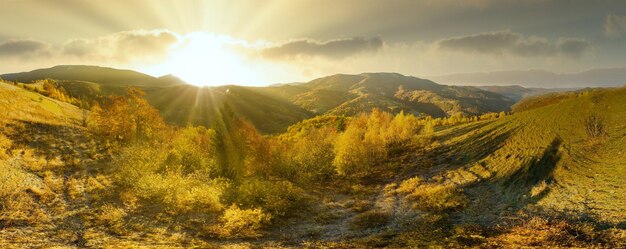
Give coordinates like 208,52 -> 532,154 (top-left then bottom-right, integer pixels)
1,65 -> 181,87
1,66 -> 516,133
476,85 -> 580,102
430,68 -> 626,88
1,65 -> 313,133
262,73 -> 515,117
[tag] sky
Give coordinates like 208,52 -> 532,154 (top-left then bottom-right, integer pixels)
1,0 -> 626,86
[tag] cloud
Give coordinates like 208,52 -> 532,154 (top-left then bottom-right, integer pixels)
62,30 -> 179,62
0,30 -> 178,63
557,38 -> 591,57
0,39 -> 50,57
604,14 -> 626,37
260,37 -> 383,60
436,30 -> 590,58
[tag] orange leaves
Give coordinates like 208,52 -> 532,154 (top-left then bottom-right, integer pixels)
88,87 -> 165,142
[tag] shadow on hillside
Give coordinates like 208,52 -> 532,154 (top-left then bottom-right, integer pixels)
435,122 -> 517,169
502,137 -> 562,197
437,121 -> 497,142
5,120 -> 95,167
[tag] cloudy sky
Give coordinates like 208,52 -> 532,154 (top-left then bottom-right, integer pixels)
1,0 -> 626,86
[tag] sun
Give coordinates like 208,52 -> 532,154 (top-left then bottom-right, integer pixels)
147,33 -> 266,87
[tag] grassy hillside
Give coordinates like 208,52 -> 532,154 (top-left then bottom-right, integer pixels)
1,81 -> 625,247
477,85 -> 580,102
1,65 -> 179,87
2,67 -> 517,133
267,73 -> 515,117
2,66 -> 314,133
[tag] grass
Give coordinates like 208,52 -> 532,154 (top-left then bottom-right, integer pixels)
1,80 -> 625,247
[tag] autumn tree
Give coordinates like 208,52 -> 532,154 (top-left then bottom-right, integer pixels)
213,104 -> 249,180
333,110 -> 421,177
88,87 -> 165,142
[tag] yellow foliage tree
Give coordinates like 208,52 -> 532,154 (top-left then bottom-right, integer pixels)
88,87 -> 165,142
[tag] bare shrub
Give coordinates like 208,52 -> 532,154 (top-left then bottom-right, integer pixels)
584,114 -> 607,140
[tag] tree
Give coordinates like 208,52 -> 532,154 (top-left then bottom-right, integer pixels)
213,103 -> 248,181
333,109 -> 421,177
88,87 -> 165,142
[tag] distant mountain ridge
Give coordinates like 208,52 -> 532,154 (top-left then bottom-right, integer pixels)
476,85 -> 581,102
2,65 -> 517,133
262,72 -> 514,117
1,65 -> 182,87
430,68 -> 626,88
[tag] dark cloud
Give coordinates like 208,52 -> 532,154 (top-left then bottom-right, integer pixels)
558,38 -> 591,58
437,31 -> 590,58
261,37 -> 383,60
0,39 -> 50,57
63,30 -> 178,61
605,14 -> 626,37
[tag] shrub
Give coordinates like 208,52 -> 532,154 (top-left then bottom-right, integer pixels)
233,179 -> 306,217
213,205 -> 271,238
114,129 -> 228,213
584,114 -> 607,140
397,177 -> 468,212
93,204 -> 127,234
274,126 -> 338,182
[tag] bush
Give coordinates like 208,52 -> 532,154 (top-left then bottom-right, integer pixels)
274,126 -> 338,182
212,205 -> 271,238
233,179 -> 306,217
397,177 -> 468,212
114,128 -> 228,213
584,114 -> 607,140
93,204 -> 127,234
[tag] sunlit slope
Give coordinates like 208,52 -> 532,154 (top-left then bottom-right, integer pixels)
434,87 -> 626,223
0,81 -> 84,207
0,82 -> 82,124
2,66 -> 313,133
264,73 -> 515,117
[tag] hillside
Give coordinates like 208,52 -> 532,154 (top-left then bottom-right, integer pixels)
2,66 -> 516,133
262,73 -> 515,117
1,80 -> 625,247
477,85 -> 580,102
2,66 -> 314,133
430,68 -> 626,88
422,87 -> 626,223
1,65 -> 182,87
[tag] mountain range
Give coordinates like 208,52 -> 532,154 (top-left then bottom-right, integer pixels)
0,65 -> 540,133
429,68 -> 626,88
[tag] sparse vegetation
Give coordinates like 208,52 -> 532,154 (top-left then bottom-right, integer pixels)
584,113 -> 607,140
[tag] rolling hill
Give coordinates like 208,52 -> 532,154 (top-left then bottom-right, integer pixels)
476,85 -> 581,102
1,66 -> 314,133
430,68 -> 626,88
3,66 -> 517,133
261,72 -> 515,117
1,79 -> 625,247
